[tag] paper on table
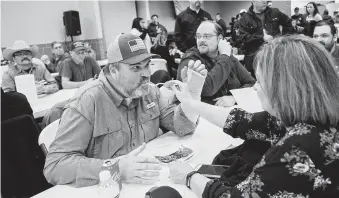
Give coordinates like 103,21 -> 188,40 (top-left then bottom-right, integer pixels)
230,87 -> 264,113
15,74 -> 38,104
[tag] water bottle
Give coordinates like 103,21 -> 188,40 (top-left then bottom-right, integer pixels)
97,170 -> 120,198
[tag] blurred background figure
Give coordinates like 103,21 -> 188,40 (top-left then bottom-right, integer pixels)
322,9 -> 334,24
131,17 -> 152,52
304,2 -> 323,37
215,13 -> 227,37
84,42 -> 97,60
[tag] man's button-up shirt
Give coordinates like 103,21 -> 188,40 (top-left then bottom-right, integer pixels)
44,70 -> 197,187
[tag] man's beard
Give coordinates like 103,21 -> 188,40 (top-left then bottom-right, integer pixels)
118,76 -> 150,98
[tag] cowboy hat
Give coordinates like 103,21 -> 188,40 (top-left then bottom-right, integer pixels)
3,40 -> 38,61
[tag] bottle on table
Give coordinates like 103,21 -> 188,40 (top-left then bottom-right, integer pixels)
97,159 -> 122,198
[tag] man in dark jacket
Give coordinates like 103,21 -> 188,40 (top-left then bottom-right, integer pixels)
238,0 -> 292,78
174,0 -> 212,53
177,21 -> 256,106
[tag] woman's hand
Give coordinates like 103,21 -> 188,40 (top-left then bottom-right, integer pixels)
169,162 -> 194,185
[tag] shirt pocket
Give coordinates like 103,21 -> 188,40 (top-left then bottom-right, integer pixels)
93,121 -> 125,159
139,104 -> 161,142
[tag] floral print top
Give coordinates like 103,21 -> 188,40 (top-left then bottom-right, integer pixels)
203,109 -> 339,198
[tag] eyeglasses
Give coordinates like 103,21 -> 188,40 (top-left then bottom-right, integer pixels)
195,34 -> 217,40
13,51 -> 32,57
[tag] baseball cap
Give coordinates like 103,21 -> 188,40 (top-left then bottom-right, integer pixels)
69,41 -> 86,52
107,33 -> 160,64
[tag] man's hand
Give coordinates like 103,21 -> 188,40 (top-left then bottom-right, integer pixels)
41,54 -> 50,65
263,29 -> 273,42
118,143 -> 162,185
213,96 -> 236,107
218,39 -> 232,56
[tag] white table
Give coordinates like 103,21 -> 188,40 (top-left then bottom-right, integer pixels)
32,118 -> 243,198
32,89 -> 77,118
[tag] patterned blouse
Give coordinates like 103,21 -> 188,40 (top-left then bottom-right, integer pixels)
203,109 -> 339,198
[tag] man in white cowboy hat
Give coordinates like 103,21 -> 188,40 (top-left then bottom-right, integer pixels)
44,33 -> 207,187
2,40 -> 58,94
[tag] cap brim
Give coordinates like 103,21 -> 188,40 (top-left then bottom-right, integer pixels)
73,47 -> 86,52
120,53 -> 160,64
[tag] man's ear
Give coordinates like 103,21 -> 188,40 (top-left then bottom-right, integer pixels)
217,34 -> 223,41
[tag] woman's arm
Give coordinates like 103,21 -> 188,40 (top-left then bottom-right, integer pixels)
182,99 -> 232,128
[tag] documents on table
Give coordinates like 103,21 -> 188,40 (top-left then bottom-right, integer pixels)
230,87 -> 264,113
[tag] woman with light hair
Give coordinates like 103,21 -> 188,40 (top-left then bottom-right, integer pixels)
168,35 -> 339,197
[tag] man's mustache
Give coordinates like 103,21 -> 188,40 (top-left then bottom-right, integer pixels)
199,42 -> 207,47
21,58 -> 30,61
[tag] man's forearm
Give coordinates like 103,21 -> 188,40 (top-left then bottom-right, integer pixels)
44,153 -> 104,187
62,80 -> 86,89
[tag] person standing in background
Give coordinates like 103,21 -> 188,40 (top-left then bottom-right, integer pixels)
148,14 -> 168,39
131,17 -> 152,52
238,0 -> 292,78
304,2 -> 322,37
174,0 -> 212,52
215,13 -> 227,37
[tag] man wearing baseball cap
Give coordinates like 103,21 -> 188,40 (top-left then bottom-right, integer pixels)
44,33 -> 207,187
2,40 -> 58,94
60,41 -> 101,89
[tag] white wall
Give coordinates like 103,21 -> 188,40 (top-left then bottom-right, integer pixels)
99,1 -> 137,49
1,1 -> 103,47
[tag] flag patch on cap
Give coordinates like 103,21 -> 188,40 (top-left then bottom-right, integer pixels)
128,39 -> 145,52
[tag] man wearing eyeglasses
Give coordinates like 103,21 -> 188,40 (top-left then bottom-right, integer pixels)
2,40 -> 59,94
177,21 -> 256,107
60,41 -> 101,89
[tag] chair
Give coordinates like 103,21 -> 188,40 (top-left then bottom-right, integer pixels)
149,58 -> 168,75
1,115 -> 52,197
38,119 -> 60,155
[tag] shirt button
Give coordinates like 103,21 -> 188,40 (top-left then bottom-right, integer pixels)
132,142 -> 135,147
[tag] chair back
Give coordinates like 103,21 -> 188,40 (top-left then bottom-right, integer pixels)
149,58 -> 167,75
38,119 -> 60,155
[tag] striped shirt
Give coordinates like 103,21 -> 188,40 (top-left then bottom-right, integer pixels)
44,70 -> 197,187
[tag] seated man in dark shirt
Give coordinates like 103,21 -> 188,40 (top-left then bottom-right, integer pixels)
177,21 -> 256,107
60,41 -> 101,89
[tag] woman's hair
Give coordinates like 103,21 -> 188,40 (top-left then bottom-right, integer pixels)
254,35 -> 339,126
132,17 -> 143,31
306,2 -> 319,17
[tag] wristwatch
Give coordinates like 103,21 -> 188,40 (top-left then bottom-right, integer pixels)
186,171 -> 200,189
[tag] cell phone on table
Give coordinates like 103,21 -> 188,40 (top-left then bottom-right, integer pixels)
196,164 -> 229,179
